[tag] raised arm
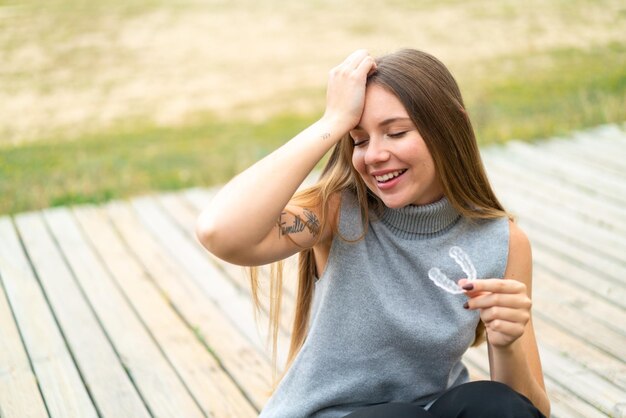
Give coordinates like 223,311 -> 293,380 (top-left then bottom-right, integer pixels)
196,50 -> 376,266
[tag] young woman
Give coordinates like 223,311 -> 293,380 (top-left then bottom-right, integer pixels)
196,49 -> 550,418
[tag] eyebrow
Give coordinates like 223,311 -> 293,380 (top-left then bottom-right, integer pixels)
352,117 -> 413,131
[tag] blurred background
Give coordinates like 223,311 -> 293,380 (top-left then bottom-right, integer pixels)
1,0 -> 625,214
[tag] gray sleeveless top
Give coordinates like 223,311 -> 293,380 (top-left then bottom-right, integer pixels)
260,191 -> 509,418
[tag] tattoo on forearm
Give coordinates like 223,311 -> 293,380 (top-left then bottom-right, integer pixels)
321,132 -> 330,140
277,209 -> 321,238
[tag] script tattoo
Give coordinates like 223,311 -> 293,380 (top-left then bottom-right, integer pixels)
278,211 -> 306,236
278,209 -> 321,238
321,132 -> 330,140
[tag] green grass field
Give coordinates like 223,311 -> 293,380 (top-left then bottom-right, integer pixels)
1,1 -> 625,215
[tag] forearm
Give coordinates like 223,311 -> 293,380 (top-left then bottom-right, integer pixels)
197,116 -> 342,254
489,340 -> 550,417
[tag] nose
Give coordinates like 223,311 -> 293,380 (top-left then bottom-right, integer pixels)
363,137 -> 391,166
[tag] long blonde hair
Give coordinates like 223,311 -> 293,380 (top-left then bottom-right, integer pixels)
251,49 -> 509,386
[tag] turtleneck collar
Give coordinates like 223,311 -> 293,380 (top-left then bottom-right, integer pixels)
379,196 -> 460,237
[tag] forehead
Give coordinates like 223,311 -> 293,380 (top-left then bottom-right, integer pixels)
358,84 -> 410,129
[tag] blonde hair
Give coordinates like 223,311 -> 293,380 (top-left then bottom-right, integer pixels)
250,49 -> 509,386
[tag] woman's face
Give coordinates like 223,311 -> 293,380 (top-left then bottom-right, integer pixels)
350,84 -> 443,208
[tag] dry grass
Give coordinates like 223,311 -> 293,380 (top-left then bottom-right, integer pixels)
1,0 -> 625,145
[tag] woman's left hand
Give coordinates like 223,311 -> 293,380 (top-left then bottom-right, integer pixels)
459,278 -> 532,348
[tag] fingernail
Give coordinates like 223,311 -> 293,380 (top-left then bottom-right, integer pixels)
462,283 -> 474,290
463,302 -> 469,309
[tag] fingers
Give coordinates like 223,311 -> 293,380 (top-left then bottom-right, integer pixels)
483,320 -> 526,347
462,279 -> 531,314
477,305 -> 530,324
461,278 -> 528,296
341,49 -> 369,69
470,296 -> 531,348
332,49 -> 374,79
465,293 -> 532,311
460,278 -> 532,348
356,55 -> 377,77
323,50 -> 375,132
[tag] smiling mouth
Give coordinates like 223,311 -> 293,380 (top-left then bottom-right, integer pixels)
374,169 -> 407,183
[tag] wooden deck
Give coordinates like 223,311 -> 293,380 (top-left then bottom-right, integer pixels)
1,123 -> 625,418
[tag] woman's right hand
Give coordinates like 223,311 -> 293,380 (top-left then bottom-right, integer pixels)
322,49 -> 377,134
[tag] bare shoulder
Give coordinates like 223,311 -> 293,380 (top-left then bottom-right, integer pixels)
505,220 -> 533,291
508,220 -> 531,257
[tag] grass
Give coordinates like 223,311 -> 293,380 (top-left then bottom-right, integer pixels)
1,42 -> 624,215
0,114 -> 314,214
462,42 -> 626,143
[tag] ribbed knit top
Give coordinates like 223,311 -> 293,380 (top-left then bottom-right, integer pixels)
260,191 -> 510,418
378,195 -> 462,238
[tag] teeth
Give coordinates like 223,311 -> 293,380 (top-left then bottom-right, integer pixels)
375,170 -> 405,182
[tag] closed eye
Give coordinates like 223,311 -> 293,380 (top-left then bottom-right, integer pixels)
353,139 -> 369,147
388,131 -> 408,138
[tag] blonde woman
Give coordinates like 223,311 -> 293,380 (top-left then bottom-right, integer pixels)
197,49 -> 550,418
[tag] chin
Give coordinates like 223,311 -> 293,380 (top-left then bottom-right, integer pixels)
378,195 -> 411,209
382,201 -> 403,209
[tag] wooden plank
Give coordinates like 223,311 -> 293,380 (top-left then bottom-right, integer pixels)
168,190 -> 300,372
130,196 -> 276,357
463,162 -> 626,307
158,192 -> 297,337
161,191 -> 263,297
493,140 -> 626,206
441,311 -> 626,402
488,181 -> 626,286
533,262 -> 626,337
483,143 -> 626,330
14,213 -> 150,418
106,201 -> 272,410
538,136 -> 626,175
522,220 -> 626,292
483,147 -> 624,226
533,267 -> 626,360
484,156 -> 626,234
42,208 -> 205,418
73,205 -> 257,418
185,191 -> 300,338
178,189 -> 331,374
539,347 -> 624,416
0,256 -> 48,418
543,378 -> 610,418
492,179 -> 626,264
530,238 -> 626,309
183,187 -> 300,300
465,344 -> 609,418
533,319 -> 626,391
0,217 -> 97,418
571,125 -> 626,170
576,138 -> 626,164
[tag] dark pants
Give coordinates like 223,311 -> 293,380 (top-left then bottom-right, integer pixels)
343,381 -> 545,418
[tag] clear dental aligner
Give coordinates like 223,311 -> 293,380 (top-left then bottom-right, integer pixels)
449,246 -> 477,281
427,246 -> 477,294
